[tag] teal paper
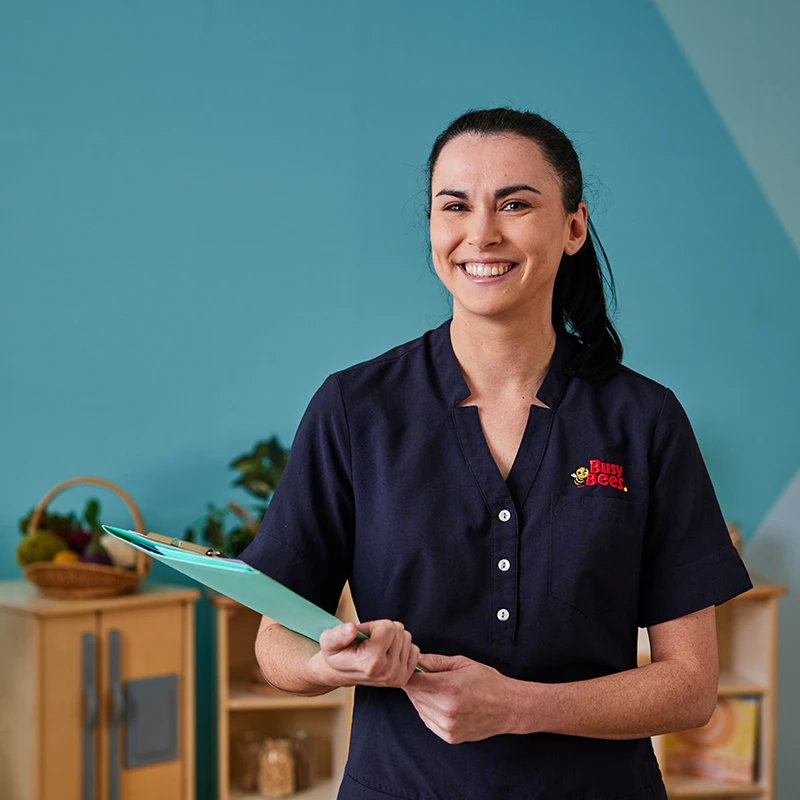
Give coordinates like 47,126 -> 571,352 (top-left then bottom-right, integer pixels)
102,525 -> 350,643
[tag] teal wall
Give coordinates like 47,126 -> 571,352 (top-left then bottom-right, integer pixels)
2,1 -> 798,797
654,2 -> 800,796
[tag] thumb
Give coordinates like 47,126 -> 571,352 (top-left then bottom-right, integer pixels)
320,622 -> 359,654
416,653 -> 465,673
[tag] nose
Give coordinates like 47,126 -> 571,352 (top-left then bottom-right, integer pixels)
466,208 -> 502,249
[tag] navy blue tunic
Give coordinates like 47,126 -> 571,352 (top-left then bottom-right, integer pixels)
240,318 -> 752,800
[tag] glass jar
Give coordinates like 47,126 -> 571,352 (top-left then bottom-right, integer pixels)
292,730 -> 316,789
258,737 -> 296,797
233,731 -> 263,792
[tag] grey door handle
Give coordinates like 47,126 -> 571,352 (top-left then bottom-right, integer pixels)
108,629 -> 124,800
81,632 -> 97,800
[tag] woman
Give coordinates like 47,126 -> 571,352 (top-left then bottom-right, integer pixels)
240,108 -> 752,799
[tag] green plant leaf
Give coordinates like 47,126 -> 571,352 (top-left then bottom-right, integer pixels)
203,516 -> 226,551
228,526 -> 256,557
233,475 -> 273,499
267,437 -> 289,468
83,498 -> 102,532
188,435 -> 289,554
18,508 -> 79,536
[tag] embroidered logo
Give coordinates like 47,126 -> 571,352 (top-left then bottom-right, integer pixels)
571,460 -> 627,492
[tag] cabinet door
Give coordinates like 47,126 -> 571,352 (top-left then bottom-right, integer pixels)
98,603 -> 186,800
40,613 -> 99,800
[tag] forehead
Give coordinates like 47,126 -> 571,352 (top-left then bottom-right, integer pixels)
432,133 -> 556,189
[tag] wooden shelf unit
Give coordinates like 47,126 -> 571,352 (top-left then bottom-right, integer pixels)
0,580 -> 199,800
639,579 -> 787,800
211,590 -> 356,800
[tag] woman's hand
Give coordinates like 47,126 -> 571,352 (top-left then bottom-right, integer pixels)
308,619 -> 420,689
403,653 -> 515,744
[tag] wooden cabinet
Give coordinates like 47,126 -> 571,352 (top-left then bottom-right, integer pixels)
639,579 -> 787,799
211,589 -> 356,800
0,581 -> 199,800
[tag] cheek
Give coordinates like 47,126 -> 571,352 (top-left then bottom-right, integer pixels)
430,220 -> 460,256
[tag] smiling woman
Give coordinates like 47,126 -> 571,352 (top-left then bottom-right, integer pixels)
239,107 -> 752,800
426,109 -> 622,383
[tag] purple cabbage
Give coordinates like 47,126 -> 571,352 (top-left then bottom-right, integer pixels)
81,534 -> 114,566
59,527 -> 93,554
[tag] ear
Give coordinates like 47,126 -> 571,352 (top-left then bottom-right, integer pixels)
564,202 -> 588,256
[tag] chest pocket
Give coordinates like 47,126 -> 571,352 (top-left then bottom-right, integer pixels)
549,494 -> 647,617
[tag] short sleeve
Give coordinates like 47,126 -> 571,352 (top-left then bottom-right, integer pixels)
637,388 -> 752,628
238,373 -> 354,616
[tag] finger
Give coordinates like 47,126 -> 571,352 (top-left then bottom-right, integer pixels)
396,631 -> 412,678
416,653 -> 462,673
385,624 -> 408,662
375,624 -> 408,682
319,622 -> 359,654
356,618 -> 397,637
364,619 -> 397,655
404,661 -> 448,693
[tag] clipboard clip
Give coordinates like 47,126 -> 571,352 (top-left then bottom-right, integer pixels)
144,531 -> 227,558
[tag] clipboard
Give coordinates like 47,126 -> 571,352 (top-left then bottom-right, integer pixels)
102,526 -> 425,672
102,525 -> 359,644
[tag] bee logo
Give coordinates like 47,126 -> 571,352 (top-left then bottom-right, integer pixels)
572,460 -> 627,492
571,466 -> 589,487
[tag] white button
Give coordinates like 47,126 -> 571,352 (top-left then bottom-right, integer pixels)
498,559 -> 510,572
497,608 -> 510,621
498,509 -> 511,522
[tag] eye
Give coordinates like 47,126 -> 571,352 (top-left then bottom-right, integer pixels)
502,201 -> 529,211
443,203 -> 467,212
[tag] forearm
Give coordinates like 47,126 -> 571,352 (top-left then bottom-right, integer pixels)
510,659 -> 717,739
254,619 -> 337,696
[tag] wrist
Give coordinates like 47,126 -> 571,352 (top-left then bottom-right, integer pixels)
507,677 -> 550,735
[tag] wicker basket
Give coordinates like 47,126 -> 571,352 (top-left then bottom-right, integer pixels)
23,476 -> 151,599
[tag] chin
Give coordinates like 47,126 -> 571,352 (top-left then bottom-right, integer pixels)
453,300 -> 515,320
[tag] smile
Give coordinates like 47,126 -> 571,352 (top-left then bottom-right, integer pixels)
459,262 -> 518,280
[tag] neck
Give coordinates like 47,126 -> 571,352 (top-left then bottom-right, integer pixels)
449,309 -> 557,405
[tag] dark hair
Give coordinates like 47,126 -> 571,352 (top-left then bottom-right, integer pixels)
425,107 -> 623,380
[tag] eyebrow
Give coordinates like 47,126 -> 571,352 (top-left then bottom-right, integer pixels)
434,184 -> 542,200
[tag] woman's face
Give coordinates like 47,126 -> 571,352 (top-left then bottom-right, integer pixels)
429,133 -> 587,323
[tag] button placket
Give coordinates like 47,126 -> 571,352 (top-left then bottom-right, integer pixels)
450,408 -> 519,645
491,500 -> 518,644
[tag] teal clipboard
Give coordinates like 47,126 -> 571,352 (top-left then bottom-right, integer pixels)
102,525 -> 357,644
102,526 -> 425,672
102,525 -> 426,672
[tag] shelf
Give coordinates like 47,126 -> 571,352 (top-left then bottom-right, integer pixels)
231,777 -> 339,799
664,774 -> 766,797
228,683 -> 350,711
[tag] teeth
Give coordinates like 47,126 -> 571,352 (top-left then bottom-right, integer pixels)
462,262 -> 515,277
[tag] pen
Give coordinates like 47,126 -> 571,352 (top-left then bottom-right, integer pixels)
145,532 -> 226,558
